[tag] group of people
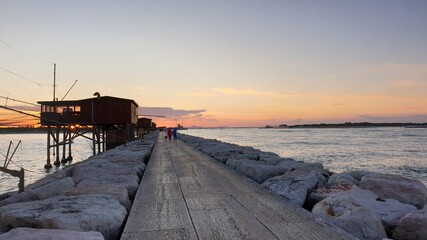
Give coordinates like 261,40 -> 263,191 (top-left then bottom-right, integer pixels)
165,127 -> 178,141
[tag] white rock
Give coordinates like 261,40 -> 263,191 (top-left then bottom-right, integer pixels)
0,227 -> 104,240
345,170 -> 376,181
25,170 -> 68,190
393,208 -> 427,240
262,167 -> 326,206
0,194 -> 126,240
359,174 -> 427,209
77,175 -> 140,199
340,186 -> 417,234
64,184 -> 132,211
328,173 -> 358,186
306,184 -> 353,209
225,158 -> 242,170
72,159 -> 141,179
32,177 -> 75,199
235,160 -> 287,184
0,191 -> 39,208
312,197 -> 387,240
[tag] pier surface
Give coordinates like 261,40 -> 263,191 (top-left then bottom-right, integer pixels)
121,135 -> 353,240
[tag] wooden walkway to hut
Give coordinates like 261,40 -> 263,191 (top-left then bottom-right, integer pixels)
121,135 -> 353,240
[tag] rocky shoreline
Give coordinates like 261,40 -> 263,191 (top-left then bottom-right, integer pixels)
1,131 -> 426,240
0,132 -> 158,240
179,134 -> 427,240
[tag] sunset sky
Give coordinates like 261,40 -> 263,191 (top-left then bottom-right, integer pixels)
1,1 -> 426,127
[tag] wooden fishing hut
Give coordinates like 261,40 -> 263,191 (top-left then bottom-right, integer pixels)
38,95 -> 138,168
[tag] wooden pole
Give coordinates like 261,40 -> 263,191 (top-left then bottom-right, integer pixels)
61,126 -> 67,163
0,166 -> 24,193
68,126 -> 73,161
53,63 -> 56,101
54,126 -> 60,166
18,168 -> 24,193
45,126 -> 52,169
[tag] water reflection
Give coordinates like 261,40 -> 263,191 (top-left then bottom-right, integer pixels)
0,133 -> 94,194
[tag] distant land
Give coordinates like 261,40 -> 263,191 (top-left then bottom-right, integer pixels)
1,122 -> 427,134
283,122 -> 427,129
0,127 -> 49,134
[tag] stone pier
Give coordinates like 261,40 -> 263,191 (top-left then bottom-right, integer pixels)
121,135 -> 354,239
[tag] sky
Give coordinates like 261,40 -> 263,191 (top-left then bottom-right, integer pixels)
1,0 -> 426,127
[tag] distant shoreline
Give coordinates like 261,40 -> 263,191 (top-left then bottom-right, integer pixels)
0,128 -> 48,134
285,122 -> 427,129
1,122 -> 427,134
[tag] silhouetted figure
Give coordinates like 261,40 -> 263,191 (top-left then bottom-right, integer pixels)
173,128 -> 178,140
167,128 -> 172,141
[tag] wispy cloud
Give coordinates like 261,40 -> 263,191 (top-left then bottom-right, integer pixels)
2,105 -> 40,112
137,107 -> 206,119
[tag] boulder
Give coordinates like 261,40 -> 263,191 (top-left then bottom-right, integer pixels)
235,160 -> 288,184
212,151 -> 239,163
93,157 -> 147,176
328,173 -> 358,186
393,208 -> 427,240
275,160 -> 310,171
312,197 -> 387,240
237,153 -> 259,161
25,170 -> 68,190
32,177 -> 75,199
64,184 -> 132,211
262,167 -> 327,206
345,170 -> 376,181
310,186 -> 417,236
306,184 -> 353,210
101,150 -> 150,163
225,159 -> 242,170
72,160 -> 140,182
339,186 -> 417,235
0,227 -> 104,240
259,157 -> 295,165
0,194 -> 127,240
77,175 -> 140,199
0,191 -> 39,208
359,174 -> 427,209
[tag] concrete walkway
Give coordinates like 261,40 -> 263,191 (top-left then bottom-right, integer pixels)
121,135 -> 353,240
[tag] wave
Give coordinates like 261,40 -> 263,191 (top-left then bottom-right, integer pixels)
398,165 -> 427,174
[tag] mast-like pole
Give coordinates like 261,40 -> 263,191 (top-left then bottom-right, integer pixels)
53,63 -> 56,101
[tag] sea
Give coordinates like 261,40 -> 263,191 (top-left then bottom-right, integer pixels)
0,133 -> 93,195
1,127 -> 426,195
183,127 -> 427,186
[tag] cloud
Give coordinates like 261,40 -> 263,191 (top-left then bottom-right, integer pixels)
8,105 -> 40,112
137,107 -> 206,119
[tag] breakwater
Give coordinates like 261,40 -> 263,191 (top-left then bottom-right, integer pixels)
0,132 -> 158,240
179,134 -> 427,240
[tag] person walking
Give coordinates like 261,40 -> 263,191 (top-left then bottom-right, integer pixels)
167,128 -> 172,141
172,128 -> 178,140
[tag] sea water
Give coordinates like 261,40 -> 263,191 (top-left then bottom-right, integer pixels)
1,127 -> 426,195
0,133 -> 93,195
184,127 -> 427,186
